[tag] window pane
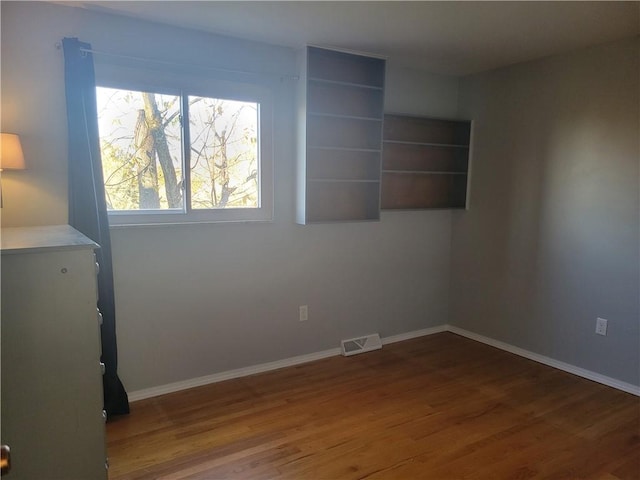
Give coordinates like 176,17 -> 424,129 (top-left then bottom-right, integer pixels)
189,96 -> 259,209
96,87 -> 183,211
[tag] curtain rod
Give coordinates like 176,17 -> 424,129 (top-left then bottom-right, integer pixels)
55,43 -> 299,81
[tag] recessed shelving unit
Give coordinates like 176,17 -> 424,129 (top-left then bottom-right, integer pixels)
381,114 -> 472,210
297,46 -> 386,224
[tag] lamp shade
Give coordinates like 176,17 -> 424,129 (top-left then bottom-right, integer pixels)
0,133 -> 26,170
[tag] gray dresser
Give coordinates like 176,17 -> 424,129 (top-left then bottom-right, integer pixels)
1,225 -> 107,479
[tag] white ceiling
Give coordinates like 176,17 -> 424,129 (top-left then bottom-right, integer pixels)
59,1 -> 639,75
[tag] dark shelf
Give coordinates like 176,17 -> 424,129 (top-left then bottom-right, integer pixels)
381,114 -> 472,210
298,46 -> 386,224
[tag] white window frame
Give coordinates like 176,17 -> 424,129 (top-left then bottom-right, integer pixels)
95,66 -> 274,226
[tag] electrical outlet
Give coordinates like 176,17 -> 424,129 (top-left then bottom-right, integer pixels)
299,305 -> 308,322
595,317 -> 608,336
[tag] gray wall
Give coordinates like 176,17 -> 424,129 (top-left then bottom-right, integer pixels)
451,38 -> 640,386
1,2 -> 458,392
4,1 -> 636,393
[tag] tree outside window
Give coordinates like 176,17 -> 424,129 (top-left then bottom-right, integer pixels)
96,86 -> 261,219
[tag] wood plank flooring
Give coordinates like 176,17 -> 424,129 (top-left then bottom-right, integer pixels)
107,332 -> 640,479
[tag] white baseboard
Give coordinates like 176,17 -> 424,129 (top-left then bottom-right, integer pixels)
128,326 -> 448,402
128,347 -> 340,402
382,325 -> 448,345
128,324 -> 639,402
446,325 -> 640,396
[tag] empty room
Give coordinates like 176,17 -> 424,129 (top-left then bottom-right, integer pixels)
1,1 -> 638,479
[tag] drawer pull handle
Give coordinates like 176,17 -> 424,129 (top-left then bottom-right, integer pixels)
102,410 -> 107,422
1,445 -> 10,475
97,309 -> 103,326
100,362 -> 106,375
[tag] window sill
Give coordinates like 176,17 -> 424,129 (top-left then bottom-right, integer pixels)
107,208 -> 273,228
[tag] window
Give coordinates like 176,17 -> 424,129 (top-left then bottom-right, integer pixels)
95,83 -> 272,225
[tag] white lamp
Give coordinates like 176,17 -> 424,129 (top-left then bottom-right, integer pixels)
0,133 -> 26,207
1,133 -> 25,170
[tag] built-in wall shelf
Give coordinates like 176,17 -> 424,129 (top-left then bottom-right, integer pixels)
381,114 -> 472,210
297,46 -> 386,224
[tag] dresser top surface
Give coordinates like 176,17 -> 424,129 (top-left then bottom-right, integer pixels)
1,225 -> 99,255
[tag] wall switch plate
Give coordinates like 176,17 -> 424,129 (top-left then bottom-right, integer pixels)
595,317 -> 608,336
299,305 -> 308,322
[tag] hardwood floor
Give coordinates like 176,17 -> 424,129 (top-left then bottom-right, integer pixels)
107,333 -> 640,479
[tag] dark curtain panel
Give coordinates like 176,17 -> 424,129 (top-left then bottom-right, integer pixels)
62,37 -> 129,417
